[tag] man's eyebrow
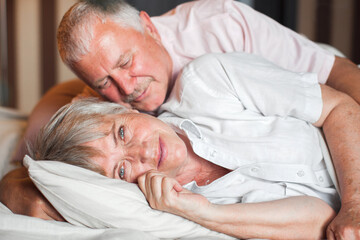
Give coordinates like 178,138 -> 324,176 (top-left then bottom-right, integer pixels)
94,53 -> 126,85
94,76 -> 108,86
114,53 -> 125,68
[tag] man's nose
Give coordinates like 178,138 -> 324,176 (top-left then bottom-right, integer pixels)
110,70 -> 136,96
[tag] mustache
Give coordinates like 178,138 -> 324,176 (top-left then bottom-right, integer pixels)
123,77 -> 154,103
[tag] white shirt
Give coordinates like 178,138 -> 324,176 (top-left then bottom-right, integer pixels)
151,0 -> 335,84
158,52 -> 340,210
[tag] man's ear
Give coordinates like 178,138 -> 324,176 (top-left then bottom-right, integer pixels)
129,109 -> 139,113
139,11 -> 161,42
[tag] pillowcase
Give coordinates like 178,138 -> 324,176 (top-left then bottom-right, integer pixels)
0,107 -> 27,179
24,156 -> 233,240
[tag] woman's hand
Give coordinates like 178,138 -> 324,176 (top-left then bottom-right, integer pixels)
137,170 -> 211,220
138,171 -> 335,239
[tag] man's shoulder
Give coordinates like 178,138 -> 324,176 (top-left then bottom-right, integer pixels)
155,0 -> 244,18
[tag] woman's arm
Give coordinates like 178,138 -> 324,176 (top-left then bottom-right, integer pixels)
138,171 -> 335,239
313,84 -> 360,239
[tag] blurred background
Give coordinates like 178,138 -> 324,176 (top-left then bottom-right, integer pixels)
0,0 -> 359,113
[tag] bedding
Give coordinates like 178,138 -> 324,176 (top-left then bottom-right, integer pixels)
0,207 -> 158,240
0,44 -> 352,239
0,107 -> 27,179
0,203 -> 227,240
23,156 -> 232,239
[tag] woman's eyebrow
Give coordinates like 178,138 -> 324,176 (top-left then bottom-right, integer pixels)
111,122 -> 118,147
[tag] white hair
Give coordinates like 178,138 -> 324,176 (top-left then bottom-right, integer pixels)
57,0 -> 143,67
27,98 -> 130,175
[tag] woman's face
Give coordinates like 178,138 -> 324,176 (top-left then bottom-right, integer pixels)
85,112 -> 188,183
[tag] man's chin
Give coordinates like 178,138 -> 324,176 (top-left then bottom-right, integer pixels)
134,101 -> 163,113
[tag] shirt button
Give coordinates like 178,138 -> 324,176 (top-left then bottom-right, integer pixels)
297,170 -> 305,177
319,176 -> 324,182
251,167 -> 259,173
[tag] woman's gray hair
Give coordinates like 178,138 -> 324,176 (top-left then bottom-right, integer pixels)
27,98 -> 130,175
57,0 -> 143,67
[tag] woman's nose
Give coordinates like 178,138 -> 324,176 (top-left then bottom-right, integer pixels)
126,140 -> 155,163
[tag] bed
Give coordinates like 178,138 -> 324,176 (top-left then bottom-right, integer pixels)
0,44 -> 355,240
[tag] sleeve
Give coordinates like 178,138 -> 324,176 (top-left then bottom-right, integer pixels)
228,0 -> 335,84
187,52 -> 323,123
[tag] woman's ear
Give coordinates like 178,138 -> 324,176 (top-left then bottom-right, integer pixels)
139,11 -> 161,41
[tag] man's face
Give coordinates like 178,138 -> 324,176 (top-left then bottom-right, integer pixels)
73,14 -> 173,112
84,113 -> 188,183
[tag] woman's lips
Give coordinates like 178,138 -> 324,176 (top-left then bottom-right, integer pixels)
158,138 -> 166,169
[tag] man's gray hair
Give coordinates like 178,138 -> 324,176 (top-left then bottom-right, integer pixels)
28,98 -> 130,175
57,0 -> 143,67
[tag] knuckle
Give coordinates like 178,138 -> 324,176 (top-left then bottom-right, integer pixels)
162,177 -> 172,185
150,174 -> 162,182
33,197 -> 46,207
342,227 -> 355,237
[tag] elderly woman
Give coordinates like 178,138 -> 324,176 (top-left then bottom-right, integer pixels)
29,53 -> 360,239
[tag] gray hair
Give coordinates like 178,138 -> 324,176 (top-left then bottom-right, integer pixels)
57,0 -> 143,67
27,98 -> 130,175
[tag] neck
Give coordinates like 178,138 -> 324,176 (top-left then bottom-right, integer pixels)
176,134 -> 230,186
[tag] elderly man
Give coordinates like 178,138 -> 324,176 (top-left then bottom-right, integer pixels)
1,0 -> 360,239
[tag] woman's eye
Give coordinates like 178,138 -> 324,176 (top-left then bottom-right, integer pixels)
119,126 -> 125,140
119,164 -> 125,179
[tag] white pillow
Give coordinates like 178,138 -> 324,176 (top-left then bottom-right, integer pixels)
24,156 -> 233,240
0,107 -> 27,179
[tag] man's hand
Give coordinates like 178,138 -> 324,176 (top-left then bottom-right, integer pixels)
327,201 -> 360,239
0,167 -> 65,221
137,170 -> 211,220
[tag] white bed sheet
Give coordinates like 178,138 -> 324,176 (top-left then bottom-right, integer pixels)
0,107 -> 27,179
0,203 -> 160,240
0,203 -> 229,240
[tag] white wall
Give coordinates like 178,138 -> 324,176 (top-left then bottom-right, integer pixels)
15,0 -> 76,113
15,0 -> 41,113
56,0 -> 78,84
297,0 -> 354,57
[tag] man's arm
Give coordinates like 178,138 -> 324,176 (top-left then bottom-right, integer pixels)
326,56 -> 360,104
0,79 -> 85,220
0,167 -> 65,221
313,84 -> 360,239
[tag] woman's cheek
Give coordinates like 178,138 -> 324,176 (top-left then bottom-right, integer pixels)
174,142 -> 188,164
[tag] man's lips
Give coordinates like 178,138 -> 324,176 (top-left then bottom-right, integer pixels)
134,85 -> 149,102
